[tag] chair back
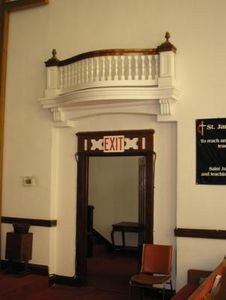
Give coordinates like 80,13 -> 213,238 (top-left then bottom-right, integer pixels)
141,244 -> 172,275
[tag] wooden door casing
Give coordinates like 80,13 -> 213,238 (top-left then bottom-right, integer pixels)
75,130 -> 155,286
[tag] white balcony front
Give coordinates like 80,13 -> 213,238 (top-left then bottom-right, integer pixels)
40,33 -> 180,124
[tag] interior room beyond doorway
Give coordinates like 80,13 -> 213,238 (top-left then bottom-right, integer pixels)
87,156 -> 141,291
89,156 -> 141,248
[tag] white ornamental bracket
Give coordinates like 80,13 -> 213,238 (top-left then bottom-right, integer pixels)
159,99 -> 172,115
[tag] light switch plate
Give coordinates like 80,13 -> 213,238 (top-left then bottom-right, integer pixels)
23,176 -> 35,187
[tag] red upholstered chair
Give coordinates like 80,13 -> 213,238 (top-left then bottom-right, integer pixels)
130,244 -> 173,300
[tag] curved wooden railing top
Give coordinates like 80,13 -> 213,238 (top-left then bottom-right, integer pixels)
44,32 -> 177,99
45,48 -> 159,67
45,31 -> 176,67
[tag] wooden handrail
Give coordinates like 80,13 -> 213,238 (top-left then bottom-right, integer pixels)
45,48 -> 158,67
45,31 -> 177,67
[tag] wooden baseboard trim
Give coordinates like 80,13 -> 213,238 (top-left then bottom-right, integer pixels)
1,216 -> 57,227
174,228 -> 226,239
49,274 -> 78,287
0,260 -> 49,276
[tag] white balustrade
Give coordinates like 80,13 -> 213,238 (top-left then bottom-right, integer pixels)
49,52 -> 159,95
42,33 -> 179,119
44,32 -> 178,103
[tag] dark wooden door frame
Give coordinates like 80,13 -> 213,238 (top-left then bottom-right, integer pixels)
75,129 -> 155,286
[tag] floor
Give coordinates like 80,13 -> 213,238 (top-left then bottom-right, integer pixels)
0,237 -> 173,299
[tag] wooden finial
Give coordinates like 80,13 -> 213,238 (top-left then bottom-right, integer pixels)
52,49 -> 57,59
157,32 -> 177,53
165,32 -> 170,43
45,49 -> 60,67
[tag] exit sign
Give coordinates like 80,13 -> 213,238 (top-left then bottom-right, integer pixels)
103,135 -> 125,153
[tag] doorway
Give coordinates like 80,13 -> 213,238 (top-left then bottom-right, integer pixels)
75,129 -> 155,286
87,156 -> 141,291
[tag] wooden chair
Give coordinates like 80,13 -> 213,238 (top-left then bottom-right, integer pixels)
129,244 -> 173,300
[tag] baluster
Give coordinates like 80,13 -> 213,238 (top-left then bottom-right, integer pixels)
77,61 -> 81,85
108,56 -> 112,81
63,66 -> 67,89
114,56 -> 118,80
80,60 -> 83,84
134,55 -> 139,80
71,65 -> 73,86
101,56 -> 106,81
155,54 -> 158,80
141,55 -> 145,80
68,65 -> 72,87
80,61 -> 83,84
71,64 -> 75,87
83,59 -> 86,84
59,67 -> 63,89
80,60 -> 84,84
91,57 -> 94,82
83,60 -> 87,83
81,61 -> 84,84
128,56 -> 132,80
61,66 -> 65,89
85,59 -> 89,84
67,65 -> 70,87
62,66 -> 66,89
74,63 -> 78,86
148,55 -> 152,80
95,57 -> 99,81
76,62 -> 79,85
121,56 -> 125,80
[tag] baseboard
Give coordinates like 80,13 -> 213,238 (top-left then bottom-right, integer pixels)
1,260 -> 79,287
1,259 -> 49,276
49,274 -> 79,287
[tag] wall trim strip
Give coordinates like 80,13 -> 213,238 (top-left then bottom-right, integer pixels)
1,216 -> 57,227
174,228 -> 226,240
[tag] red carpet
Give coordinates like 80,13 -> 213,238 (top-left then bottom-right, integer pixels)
24,285 -> 135,300
0,272 -> 49,300
87,242 -> 139,293
0,240 -> 170,299
0,272 -> 139,300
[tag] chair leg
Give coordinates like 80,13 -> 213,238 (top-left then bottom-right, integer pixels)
139,287 -> 143,300
170,279 -> 173,291
162,284 -> 166,300
129,283 -> 132,300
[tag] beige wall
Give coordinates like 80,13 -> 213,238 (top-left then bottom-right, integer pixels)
1,0 -> 226,289
89,156 -> 140,246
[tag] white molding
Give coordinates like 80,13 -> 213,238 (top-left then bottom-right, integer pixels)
40,85 -> 180,123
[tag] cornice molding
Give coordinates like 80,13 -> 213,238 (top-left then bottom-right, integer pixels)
40,86 -> 180,124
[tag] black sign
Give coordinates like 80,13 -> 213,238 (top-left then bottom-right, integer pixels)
196,118 -> 226,184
